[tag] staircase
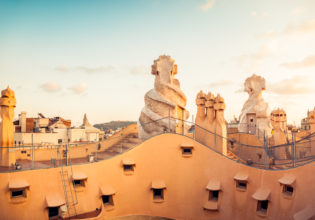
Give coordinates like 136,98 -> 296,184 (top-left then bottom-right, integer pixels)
104,133 -> 142,154
60,149 -> 78,218
226,150 -> 246,164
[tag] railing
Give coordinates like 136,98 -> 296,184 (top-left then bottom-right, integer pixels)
0,116 -> 314,172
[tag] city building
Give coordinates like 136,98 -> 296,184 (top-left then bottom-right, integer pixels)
0,57 -> 314,220
301,108 -> 315,131
13,112 -> 103,146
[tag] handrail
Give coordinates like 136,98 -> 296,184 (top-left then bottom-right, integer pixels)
0,116 -> 314,172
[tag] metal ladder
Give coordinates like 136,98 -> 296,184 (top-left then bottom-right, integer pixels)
60,145 -> 78,218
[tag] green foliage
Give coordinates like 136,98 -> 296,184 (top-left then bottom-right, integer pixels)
94,121 -> 136,131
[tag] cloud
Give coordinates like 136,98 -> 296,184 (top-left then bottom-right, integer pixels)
236,44 -> 275,70
281,55 -> 315,69
259,19 -> 315,39
129,66 -> 149,75
55,65 -> 115,74
234,88 -> 244,93
68,83 -> 88,94
289,6 -> 306,16
207,80 -> 233,88
267,76 -> 314,95
40,82 -> 61,93
55,66 -> 70,72
56,64 -> 152,76
196,80 -> 234,90
283,19 -> 315,34
199,0 -> 216,12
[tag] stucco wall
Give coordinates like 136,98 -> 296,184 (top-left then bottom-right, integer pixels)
69,129 -> 87,142
14,124 -> 138,162
1,133 -> 314,220
14,132 -> 67,145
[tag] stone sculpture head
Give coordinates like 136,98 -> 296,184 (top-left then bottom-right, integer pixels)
205,92 -> 215,108
196,90 -> 206,106
152,55 -> 177,85
214,94 -> 225,111
0,86 -> 16,121
244,74 -> 266,98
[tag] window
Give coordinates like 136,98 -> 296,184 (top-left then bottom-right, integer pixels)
278,175 -> 295,198
234,172 -> 248,191
283,185 -> 294,196
209,190 -> 219,201
204,186 -> 220,211
48,206 -> 59,218
206,179 -> 221,203
230,140 -> 234,148
123,164 -> 134,172
100,186 -> 115,209
180,144 -> 194,157
11,189 -> 26,198
122,159 -> 135,175
102,195 -> 114,206
182,148 -> 192,155
257,200 -> 268,214
73,180 -> 84,187
153,189 -> 164,200
9,180 -> 29,202
151,180 -> 166,202
236,180 -> 247,190
72,172 -> 87,189
58,139 -> 62,144
252,188 -> 270,216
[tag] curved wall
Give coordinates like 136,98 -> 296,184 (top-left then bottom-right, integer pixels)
0,133 -> 314,220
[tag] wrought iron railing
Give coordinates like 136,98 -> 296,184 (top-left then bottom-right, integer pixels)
0,116 -> 314,172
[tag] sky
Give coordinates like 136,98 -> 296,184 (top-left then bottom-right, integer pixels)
0,0 -> 315,126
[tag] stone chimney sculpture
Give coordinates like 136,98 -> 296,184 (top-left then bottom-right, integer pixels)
138,55 -> 189,140
270,108 -> 288,159
195,91 -> 207,141
0,86 -> 16,167
238,74 -> 272,137
195,91 -> 227,155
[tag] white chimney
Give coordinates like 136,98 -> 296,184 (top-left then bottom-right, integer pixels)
20,111 -> 27,133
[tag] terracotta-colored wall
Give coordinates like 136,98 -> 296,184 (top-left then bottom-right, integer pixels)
228,133 -> 266,165
0,133 -> 314,220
